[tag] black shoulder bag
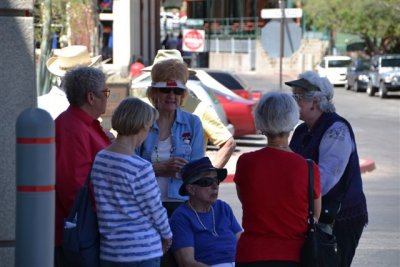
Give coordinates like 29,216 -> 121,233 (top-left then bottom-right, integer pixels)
62,172 -> 100,267
300,159 -> 340,267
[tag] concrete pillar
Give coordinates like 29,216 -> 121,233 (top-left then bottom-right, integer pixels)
112,0 -> 135,74
112,0 -> 158,72
0,1 -> 36,265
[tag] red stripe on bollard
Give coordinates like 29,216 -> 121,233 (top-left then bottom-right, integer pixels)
16,138 -> 55,144
17,185 -> 55,192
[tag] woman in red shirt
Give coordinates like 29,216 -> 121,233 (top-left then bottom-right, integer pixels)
234,91 -> 321,267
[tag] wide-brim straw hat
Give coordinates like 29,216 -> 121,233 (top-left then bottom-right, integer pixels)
46,45 -> 102,77
142,49 -> 196,75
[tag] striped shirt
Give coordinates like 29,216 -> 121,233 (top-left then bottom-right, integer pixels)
91,150 -> 172,263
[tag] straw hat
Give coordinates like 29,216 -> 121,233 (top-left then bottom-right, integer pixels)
46,45 -> 102,77
142,49 -> 196,75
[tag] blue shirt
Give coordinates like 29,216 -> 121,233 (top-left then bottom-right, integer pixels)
170,200 -> 242,266
136,108 -> 204,201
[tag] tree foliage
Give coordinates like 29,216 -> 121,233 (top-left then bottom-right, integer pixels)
303,0 -> 400,55
34,0 -> 99,95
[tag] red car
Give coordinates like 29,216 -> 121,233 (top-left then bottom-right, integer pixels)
194,70 -> 257,137
205,70 -> 262,101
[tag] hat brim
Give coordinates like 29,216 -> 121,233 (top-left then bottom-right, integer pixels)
142,64 -> 196,76
285,78 -> 320,92
178,168 -> 227,196
46,55 -> 102,77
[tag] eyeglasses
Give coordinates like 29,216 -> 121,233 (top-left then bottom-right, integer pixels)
101,88 -> 111,98
292,93 -> 304,102
192,177 -> 220,187
158,87 -> 184,95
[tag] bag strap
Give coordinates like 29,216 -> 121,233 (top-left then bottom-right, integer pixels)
306,159 -> 315,226
84,170 -> 92,187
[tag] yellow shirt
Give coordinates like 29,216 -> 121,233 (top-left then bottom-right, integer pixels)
182,95 -> 232,151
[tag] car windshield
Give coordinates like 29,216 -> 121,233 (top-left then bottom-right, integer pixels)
328,60 -> 352,67
356,60 -> 370,70
381,58 -> 400,67
206,72 -> 245,90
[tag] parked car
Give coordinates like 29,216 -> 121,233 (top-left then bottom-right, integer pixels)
205,70 -> 262,101
346,59 -> 370,92
366,54 -> 400,98
194,69 -> 257,137
316,55 -> 352,86
130,72 -> 234,135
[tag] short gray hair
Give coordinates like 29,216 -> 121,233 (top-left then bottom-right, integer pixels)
63,66 -> 106,107
254,91 -> 299,137
299,71 -> 336,113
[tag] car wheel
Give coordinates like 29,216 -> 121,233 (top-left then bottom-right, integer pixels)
354,82 -> 359,92
379,81 -> 388,98
345,81 -> 351,90
367,81 -> 375,96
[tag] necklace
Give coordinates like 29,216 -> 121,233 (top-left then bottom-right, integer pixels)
267,144 -> 290,150
188,201 -> 219,237
153,136 -> 175,162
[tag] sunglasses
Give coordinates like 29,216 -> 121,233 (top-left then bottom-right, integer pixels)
192,177 -> 220,187
158,87 -> 184,95
101,88 -> 111,98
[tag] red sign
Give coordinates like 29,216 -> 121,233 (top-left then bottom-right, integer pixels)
182,29 -> 205,52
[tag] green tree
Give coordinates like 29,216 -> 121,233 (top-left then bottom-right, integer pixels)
35,0 -> 99,96
303,0 -> 400,55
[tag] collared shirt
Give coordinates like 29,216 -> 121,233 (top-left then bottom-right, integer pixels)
37,86 -> 70,119
136,108 -> 204,201
55,106 -> 111,246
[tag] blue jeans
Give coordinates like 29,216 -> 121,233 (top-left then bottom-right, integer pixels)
100,257 -> 160,267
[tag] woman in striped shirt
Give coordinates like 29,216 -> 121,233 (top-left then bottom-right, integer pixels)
91,97 -> 172,267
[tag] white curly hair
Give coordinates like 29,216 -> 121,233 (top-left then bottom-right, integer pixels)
254,91 -> 299,137
299,71 -> 336,113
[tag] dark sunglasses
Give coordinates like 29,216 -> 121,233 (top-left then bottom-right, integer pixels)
192,177 -> 220,187
158,87 -> 184,95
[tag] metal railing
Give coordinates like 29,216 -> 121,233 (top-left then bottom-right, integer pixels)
192,17 -> 262,39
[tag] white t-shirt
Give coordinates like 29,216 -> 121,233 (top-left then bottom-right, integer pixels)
37,86 -> 69,119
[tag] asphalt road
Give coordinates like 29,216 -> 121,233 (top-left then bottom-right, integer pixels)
216,71 -> 400,267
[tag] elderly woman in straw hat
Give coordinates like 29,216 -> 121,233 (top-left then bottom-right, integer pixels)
136,58 -> 204,218
170,157 -> 242,267
234,91 -> 321,266
38,45 -> 102,119
286,71 -> 368,267
142,49 -> 236,169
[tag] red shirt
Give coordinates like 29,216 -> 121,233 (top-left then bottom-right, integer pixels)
234,147 -> 320,263
130,62 -> 145,78
54,106 -> 110,246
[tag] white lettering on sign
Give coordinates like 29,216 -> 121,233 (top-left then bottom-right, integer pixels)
182,29 -> 205,52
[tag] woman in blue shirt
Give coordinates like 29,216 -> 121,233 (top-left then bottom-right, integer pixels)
170,157 -> 242,267
136,59 -> 204,217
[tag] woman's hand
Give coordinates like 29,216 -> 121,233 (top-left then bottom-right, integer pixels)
153,157 -> 188,177
162,238 -> 172,253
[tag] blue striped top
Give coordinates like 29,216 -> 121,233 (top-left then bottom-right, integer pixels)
91,150 -> 172,263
